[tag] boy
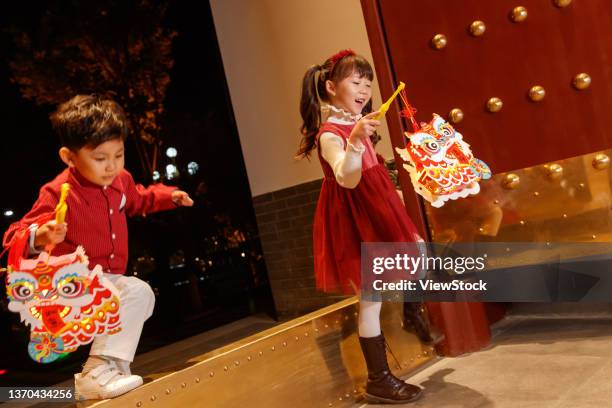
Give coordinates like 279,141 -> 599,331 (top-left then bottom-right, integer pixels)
3,94 -> 193,400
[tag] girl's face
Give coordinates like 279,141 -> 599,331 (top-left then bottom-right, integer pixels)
326,71 -> 372,115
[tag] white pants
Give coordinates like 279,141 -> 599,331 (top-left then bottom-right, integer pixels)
90,275 -> 155,362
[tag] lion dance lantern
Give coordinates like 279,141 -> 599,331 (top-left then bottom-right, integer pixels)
4,184 -> 121,363
389,86 -> 491,207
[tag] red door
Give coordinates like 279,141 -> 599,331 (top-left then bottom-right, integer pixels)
361,0 -> 612,355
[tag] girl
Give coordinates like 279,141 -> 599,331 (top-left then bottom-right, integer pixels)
298,49 -> 423,404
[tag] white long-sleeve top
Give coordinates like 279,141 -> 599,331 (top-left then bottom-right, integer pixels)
320,133 -> 365,189
319,105 -> 365,189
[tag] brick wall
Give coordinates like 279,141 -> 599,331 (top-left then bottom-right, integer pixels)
252,179 -> 348,318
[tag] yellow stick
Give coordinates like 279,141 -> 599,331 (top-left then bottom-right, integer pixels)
374,81 -> 405,120
55,183 -> 70,225
44,183 -> 70,258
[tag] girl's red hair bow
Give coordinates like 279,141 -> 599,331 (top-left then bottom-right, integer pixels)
328,49 -> 356,72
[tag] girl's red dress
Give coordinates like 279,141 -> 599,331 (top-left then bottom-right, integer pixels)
313,121 -> 421,294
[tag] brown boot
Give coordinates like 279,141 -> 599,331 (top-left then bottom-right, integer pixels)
359,334 -> 422,404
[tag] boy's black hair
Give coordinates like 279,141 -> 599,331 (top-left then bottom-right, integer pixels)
50,94 -> 128,150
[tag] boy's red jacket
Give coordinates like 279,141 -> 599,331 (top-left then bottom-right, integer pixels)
3,167 -> 177,274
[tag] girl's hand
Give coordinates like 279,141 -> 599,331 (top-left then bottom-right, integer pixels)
172,190 -> 194,207
348,111 -> 381,147
34,220 -> 67,250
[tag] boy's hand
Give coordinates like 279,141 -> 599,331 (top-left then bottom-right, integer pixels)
34,220 -> 67,250
172,190 -> 194,207
348,111 -> 381,147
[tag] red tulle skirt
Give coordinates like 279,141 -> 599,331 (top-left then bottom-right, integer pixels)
313,164 -> 421,294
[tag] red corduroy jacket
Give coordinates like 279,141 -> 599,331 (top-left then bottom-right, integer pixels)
3,167 -> 177,274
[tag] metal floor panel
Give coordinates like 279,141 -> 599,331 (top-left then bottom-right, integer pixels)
82,297 -> 432,408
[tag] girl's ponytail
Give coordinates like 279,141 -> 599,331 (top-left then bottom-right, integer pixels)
297,64 -> 323,159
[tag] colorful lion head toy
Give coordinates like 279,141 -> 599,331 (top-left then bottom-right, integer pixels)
394,91 -> 491,207
6,246 -> 121,363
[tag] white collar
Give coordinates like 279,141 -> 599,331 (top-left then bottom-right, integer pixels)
321,104 -> 362,125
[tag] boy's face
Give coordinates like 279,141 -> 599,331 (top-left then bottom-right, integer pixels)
61,139 -> 125,186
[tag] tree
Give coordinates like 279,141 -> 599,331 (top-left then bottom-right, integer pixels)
7,0 -> 176,178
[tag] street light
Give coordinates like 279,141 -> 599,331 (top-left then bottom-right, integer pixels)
187,161 -> 199,175
166,147 -> 178,158
165,164 -> 178,180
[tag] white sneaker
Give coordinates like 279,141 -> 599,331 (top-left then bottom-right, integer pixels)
74,360 -> 143,400
113,358 -> 132,376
